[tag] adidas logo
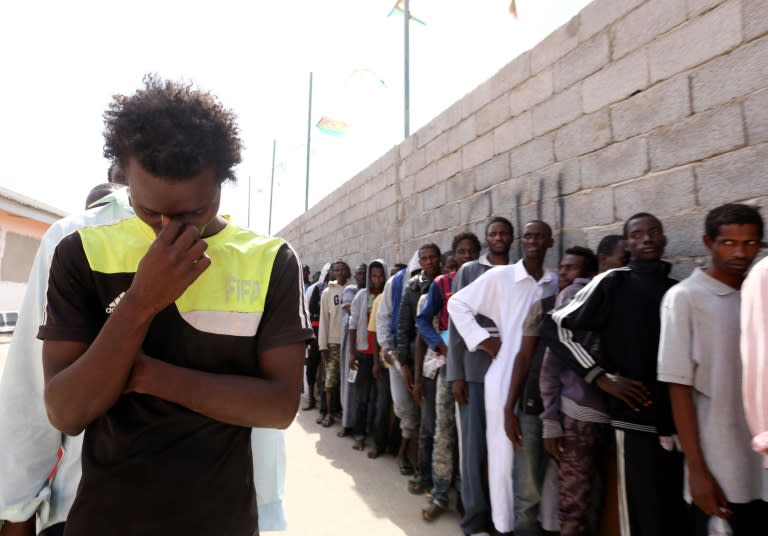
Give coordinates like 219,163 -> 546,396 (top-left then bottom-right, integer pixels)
105,292 -> 126,314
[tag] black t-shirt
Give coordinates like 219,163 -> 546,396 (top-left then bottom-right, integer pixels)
39,217 -> 313,535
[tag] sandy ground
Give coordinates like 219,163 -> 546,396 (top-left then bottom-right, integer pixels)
278,402 -> 463,536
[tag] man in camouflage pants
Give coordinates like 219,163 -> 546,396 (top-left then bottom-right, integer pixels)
415,232 -> 481,520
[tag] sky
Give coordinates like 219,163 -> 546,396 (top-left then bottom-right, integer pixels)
0,0 -> 591,234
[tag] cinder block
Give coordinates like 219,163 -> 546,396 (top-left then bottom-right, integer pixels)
517,199 -> 559,231
659,212 -> 709,258
494,111 -> 534,154
412,211 -> 436,239
462,78 -> 493,119
400,175 -> 416,199
582,48 -> 649,114
554,32 -> 610,93
577,0 -> 645,42
584,223 -> 624,252
687,0 -> 723,16
614,168 -> 696,220
696,143 -> 768,206
436,150 -> 463,182
560,188 -> 615,228
425,132 -> 450,165
447,117 -> 477,153
399,134 -> 418,159
462,131 -> 495,169
460,192 -> 492,223
416,111 -> 448,150
533,84 -> 582,136
691,35 -> 768,113
490,178 -> 529,216
612,0 -> 688,60
377,185 -> 397,211
745,0 -> 768,41
446,170 -> 475,201
423,182 -> 447,210
400,146 -> 427,178
490,52 -> 531,101
414,162 -> 439,193
531,16 -> 582,74
554,109 -> 612,161
376,204 -> 398,228
527,159 -> 582,202
509,137 -> 555,177
509,70 -> 553,117
648,104 -> 744,171
384,165 -> 397,187
580,137 -> 649,188
648,0 -> 742,84
475,153 -> 510,191
476,94 -> 512,137
435,200 -> 462,231
610,74 -> 691,141
744,89 -> 768,145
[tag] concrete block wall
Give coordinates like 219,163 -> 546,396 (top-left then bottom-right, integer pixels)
278,0 -> 768,279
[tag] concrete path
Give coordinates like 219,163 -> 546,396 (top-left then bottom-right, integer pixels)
279,405 -> 463,535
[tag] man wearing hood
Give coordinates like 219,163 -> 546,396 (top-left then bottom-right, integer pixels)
348,260 -> 388,452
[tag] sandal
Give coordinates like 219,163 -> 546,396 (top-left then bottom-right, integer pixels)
321,414 -> 334,427
397,456 -> 414,476
408,478 -> 431,495
315,413 -> 325,425
422,503 -> 446,522
352,439 -> 365,451
367,448 -> 382,459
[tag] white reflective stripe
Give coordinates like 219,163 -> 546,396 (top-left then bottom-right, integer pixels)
551,267 -> 630,369
616,429 -> 631,536
180,310 -> 263,336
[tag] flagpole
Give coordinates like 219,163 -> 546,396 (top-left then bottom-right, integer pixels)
403,0 -> 410,138
268,139 -> 276,235
305,72 -> 313,212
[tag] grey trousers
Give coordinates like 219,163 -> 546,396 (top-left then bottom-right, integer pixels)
457,381 -> 491,534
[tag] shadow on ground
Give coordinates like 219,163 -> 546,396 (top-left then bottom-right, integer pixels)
279,402 -> 462,536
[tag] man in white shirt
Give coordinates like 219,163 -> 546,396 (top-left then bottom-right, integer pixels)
449,220 -> 558,535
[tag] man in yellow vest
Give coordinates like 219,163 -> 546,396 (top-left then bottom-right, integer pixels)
38,75 -> 312,535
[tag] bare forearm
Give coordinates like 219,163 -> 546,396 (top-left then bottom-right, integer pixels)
137,348 -> 304,429
668,383 -> 707,470
414,335 -> 427,380
0,518 -> 35,536
349,329 -> 357,354
44,292 -> 154,435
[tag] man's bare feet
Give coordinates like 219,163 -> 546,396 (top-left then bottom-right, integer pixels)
336,428 -> 351,438
367,449 -> 381,459
352,439 -> 365,451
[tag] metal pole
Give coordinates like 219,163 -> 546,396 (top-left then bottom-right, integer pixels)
403,0 -> 410,138
247,175 -> 251,228
268,140 -> 276,235
305,72 -> 313,212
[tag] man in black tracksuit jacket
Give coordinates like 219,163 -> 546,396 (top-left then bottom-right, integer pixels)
541,213 -> 689,536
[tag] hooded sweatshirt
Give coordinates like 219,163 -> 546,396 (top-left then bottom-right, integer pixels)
349,259 -> 388,353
